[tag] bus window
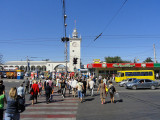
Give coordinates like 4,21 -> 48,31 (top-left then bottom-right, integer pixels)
126,72 -> 133,76
136,72 -> 140,76
121,73 -> 124,77
149,72 -> 153,76
141,72 -> 145,76
144,72 -> 148,76
117,72 -> 121,77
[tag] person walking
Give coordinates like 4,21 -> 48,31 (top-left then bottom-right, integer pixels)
29,78 -> 32,89
38,80 -> 43,96
30,81 -> 39,105
45,82 -> 52,104
61,79 -> 66,98
0,80 -> 7,120
76,79 -> 84,103
82,78 -> 87,97
71,78 -> 78,97
67,79 -> 72,95
17,83 -> 25,98
108,80 -> 116,103
24,78 -> 29,94
97,80 -> 106,104
0,80 -> 5,95
89,79 -> 95,96
5,87 -> 20,120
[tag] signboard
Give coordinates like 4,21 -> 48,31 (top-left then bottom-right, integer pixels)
113,63 -> 135,68
93,59 -> 101,63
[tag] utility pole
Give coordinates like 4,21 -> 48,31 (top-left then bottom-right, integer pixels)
61,0 -> 69,78
153,44 -> 157,63
26,56 -> 29,73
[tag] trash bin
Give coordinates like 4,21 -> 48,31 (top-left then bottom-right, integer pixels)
17,70 -> 24,79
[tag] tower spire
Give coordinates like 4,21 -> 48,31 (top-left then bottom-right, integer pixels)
72,20 -> 78,38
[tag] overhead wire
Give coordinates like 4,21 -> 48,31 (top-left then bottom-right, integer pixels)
94,0 -> 128,41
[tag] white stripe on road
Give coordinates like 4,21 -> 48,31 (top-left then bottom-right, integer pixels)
26,107 -> 78,109
21,111 -> 77,115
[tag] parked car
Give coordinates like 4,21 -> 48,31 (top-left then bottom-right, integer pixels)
119,78 -> 136,87
126,79 -> 159,90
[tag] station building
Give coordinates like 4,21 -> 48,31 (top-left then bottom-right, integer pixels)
0,28 -> 82,73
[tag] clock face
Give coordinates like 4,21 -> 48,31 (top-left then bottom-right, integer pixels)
72,42 -> 78,47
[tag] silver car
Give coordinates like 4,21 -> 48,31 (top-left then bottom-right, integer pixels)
126,79 -> 159,90
119,78 -> 136,87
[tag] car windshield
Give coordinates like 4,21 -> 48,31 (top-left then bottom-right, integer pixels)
133,79 -> 139,83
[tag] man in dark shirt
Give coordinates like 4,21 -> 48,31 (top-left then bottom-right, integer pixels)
25,78 -> 29,94
61,79 -> 66,98
0,80 -> 5,95
45,82 -> 52,104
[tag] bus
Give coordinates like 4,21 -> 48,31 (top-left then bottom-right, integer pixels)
115,70 -> 155,82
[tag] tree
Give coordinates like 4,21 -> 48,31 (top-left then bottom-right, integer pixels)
105,56 -> 131,63
143,57 -> 153,63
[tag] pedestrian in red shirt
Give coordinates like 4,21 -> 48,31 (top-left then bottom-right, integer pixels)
30,81 -> 39,105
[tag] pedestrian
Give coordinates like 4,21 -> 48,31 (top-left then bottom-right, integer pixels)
76,79 -> 84,103
48,78 -> 53,88
0,80 -> 7,120
71,78 -> 78,97
25,78 -> 30,94
29,78 -> 32,89
17,83 -> 25,98
61,79 -> 66,98
67,79 -> 72,95
108,80 -> 116,103
5,87 -> 20,120
0,80 -> 5,95
103,77 -> 107,84
82,78 -> 87,97
38,79 -> 43,96
97,80 -> 106,104
45,82 -> 52,104
30,81 -> 39,105
89,79 -> 95,96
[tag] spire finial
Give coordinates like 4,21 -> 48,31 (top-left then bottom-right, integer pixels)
75,20 -> 76,29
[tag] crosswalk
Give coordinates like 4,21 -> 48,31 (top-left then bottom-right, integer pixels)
21,89 -> 79,120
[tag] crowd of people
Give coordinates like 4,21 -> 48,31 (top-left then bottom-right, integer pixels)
0,75 -> 117,120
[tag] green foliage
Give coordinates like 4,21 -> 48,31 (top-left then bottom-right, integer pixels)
143,57 -> 153,63
105,56 -> 131,63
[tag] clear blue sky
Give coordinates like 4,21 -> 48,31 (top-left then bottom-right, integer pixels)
0,0 -> 160,64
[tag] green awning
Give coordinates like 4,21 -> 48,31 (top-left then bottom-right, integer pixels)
154,63 -> 160,67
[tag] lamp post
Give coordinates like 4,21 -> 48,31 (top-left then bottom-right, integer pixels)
61,0 -> 69,78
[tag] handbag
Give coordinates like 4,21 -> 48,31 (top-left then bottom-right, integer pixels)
105,87 -> 108,92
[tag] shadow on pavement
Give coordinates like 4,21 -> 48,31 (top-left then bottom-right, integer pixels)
83,98 -> 95,102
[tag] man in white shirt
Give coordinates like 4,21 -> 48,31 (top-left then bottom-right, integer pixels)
71,78 -> 78,97
89,79 -> 95,96
103,78 -> 107,84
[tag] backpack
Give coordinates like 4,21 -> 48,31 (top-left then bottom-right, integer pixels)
17,95 -> 25,113
110,86 -> 116,94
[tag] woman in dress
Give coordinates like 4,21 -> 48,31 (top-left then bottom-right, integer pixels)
97,80 -> 107,104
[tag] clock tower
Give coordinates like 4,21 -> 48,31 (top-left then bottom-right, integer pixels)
69,28 -> 81,72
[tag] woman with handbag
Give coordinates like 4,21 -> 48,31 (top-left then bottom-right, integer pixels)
30,81 -> 39,105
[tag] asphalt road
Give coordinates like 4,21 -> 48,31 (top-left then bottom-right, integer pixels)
2,79 -> 160,120
77,83 -> 160,120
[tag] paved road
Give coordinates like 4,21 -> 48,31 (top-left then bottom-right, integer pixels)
3,79 -> 160,120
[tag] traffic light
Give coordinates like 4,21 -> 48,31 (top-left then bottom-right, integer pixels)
61,37 -> 69,42
73,58 -> 78,64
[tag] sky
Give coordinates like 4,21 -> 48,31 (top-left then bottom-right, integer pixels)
0,0 -> 160,64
